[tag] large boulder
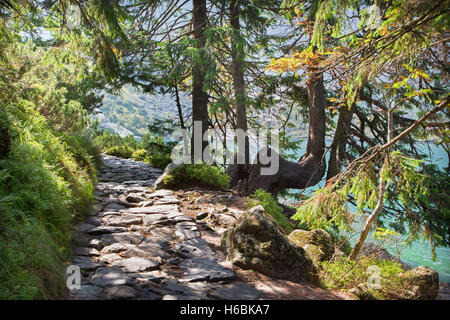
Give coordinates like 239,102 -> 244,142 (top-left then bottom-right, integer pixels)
398,266 -> 439,299
221,205 -> 318,284
288,229 -> 334,268
152,162 -> 178,190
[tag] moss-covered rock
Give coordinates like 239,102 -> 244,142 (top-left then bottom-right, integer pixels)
288,229 -> 334,266
221,205 -> 318,284
397,266 -> 439,299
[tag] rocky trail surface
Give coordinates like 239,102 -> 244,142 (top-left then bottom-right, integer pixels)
69,155 -> 352,300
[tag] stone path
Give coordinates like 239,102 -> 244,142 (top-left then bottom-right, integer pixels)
69,155 -> 262,300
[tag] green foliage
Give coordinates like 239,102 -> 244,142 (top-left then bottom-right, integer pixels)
320,255 -> 406,298
162,164 -> 230,190
104,145 -> 134,158
247,189 -> 295,234
0,36 -> 100,300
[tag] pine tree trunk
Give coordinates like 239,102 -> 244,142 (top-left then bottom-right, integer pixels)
191,0 -> 209,162
230,0 -> 249,183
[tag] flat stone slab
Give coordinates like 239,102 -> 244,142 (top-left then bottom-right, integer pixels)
101,243 -> 131,254
99,253 -> 123,264
112,257 -> 160,273
101,232 -> 144,246
208,282 -> 261,300
142,214 -> 167,226
130,270 -> 167,284
103,215 -> 143,227
70,285 -> 103,300
179,257 -> 235,282
73,256 -> 104,271
91,267 -> 135,287
148,190 -> 174,198
87,226 -> 128,235
123,245 -> 171,260
174,223 -> 200,241
176,238 -> 214,258
103,286 -> 139,300
124,205 -> 179,215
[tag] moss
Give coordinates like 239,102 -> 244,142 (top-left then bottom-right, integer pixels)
247,189 -> 294,234
161,163 -> 230,190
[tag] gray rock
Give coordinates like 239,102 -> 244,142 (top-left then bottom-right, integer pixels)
179,257 -> 235,282
73,256 -> 104,271
123,245 -> 171,260
103,215 -> 143,227
124,205 -> 179,215
222,205 -> 318,284
125,193 -> 147,203
176,238 -> 214,258
171,215 -> 195,224
89,238 -> 103,250
90,267 -> 135,287
87,226 -> 128,235
142,214 -> 167,226
101,232 -> 144,246
112,257 -> 160,273
175,222 -> 200,241
131,270 -> 167,284
101,243 -> 130,254
154,196 -> 180,205
70,285 -> 103,300
99,253 -> 123,264
149,189 -> 174,198
104,286 -> 139,300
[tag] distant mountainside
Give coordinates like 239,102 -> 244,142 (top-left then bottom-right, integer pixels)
93,85 -> 187,137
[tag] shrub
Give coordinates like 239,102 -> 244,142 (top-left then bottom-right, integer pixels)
131,149 -> 149,162
162,163 -> 230,190
104,145 -> 134,158
148,153 -> 172,169
247,189 -> 295,234
320,255 -> 406,298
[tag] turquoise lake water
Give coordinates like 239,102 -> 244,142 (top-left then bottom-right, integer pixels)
284,141 -> 450,282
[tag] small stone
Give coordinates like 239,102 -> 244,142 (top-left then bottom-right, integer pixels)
89,238 -> 103,250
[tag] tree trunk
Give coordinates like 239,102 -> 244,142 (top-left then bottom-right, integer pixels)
326,104 -> 354,181
229,0 -> 250,186
244,69 -> 327,195
191,0 -> 209,162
